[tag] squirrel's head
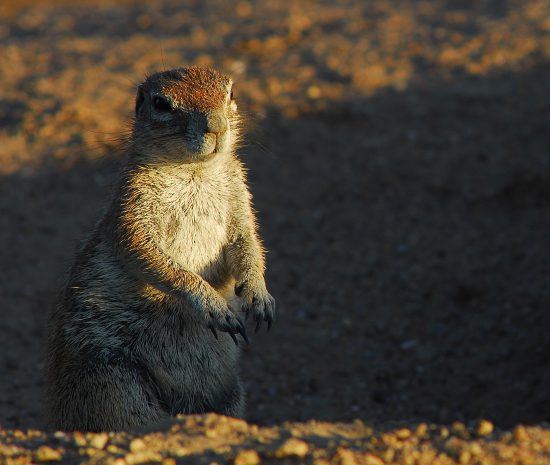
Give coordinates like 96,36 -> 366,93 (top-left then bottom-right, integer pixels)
132,66 -> 239,162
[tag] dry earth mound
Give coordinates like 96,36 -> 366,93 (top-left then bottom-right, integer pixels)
1,415 -> 549,465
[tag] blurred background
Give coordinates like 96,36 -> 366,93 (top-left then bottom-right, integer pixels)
0,0 -> 548,430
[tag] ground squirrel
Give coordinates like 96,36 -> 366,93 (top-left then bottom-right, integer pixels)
47,66 -> 276,431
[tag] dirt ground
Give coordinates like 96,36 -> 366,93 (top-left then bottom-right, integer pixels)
0,0 -> 549,454
1,414 -> 549,465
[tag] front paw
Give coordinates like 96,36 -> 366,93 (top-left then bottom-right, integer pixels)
204,297 -> 248,346
235,281 -> 276,332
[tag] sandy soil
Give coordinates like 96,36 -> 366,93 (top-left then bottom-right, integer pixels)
1,415 -> 550,465
0,0 -> 549,461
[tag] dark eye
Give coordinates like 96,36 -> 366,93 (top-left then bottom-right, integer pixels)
153,95 -> 172,112
230,86 -> 235,101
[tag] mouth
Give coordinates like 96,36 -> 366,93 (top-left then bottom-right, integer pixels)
188,144 -> 220,160
199,132 -> 218,155
163,131 -> 227,160
201,142 -> 219,157
201,134 -> 228,156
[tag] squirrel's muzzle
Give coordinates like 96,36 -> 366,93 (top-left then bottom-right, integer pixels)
182,109 -> 230,156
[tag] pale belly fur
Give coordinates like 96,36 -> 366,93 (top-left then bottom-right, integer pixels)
156,173 -> 231,280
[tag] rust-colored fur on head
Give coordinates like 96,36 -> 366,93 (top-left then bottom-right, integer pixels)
144,66 -> 231,111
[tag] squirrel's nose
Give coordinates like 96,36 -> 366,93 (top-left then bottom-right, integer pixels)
206,112 -> 227,135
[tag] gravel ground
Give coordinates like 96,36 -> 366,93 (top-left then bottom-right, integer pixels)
0,0 -> 549,461
0,415 -> 549,465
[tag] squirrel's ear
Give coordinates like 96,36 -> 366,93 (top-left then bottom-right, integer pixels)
135,87 -> 145,116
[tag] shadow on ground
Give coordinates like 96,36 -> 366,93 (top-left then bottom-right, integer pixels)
0,62 -> 548,430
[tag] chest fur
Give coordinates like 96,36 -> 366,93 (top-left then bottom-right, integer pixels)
156,172 -> 231,275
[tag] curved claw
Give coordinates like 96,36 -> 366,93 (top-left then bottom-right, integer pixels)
208,323 -> 218,339
229,332 -> 239,346
236,317 -> 249,344
265,300 -> 275,332
254,317 -> 262,334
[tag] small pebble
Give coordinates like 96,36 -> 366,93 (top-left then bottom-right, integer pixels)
415,423 -> 428,437
451,422 -> 469,439
129,439 -> 146,453
88,433 -> 108,449
73,432 -> 87,447
233,449 -> 260,465
274,438 -> 309,458
335,447 -> 356,465
125,451 -> 162,465
35,446 -> 62,462
365,453 -> 384,465
307,86 -> 322,99
476,420 -> 494,436
469,443 -> 483,456
513,425 -> 528,442
395,428 -> 412,439
459,450 -> 471,464
382,449 -> 395,462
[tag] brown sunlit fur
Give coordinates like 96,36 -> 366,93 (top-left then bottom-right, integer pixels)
158,67 -> 230,111
46,66 -> 275,432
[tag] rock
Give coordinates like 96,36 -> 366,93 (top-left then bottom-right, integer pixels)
233,449 -> 260,465
395,428 -> 412,439
459,450 -> 471,464
125,451 -> 163,464
513,425 -> 528,442
73,432 -> 87,447
476,420 -> 494,436
35,446 -> 62,462
307,86 -> 322,99
469,443 -> 483,456
129,439 -> 147,453
415,423 -> 428,437
334,447 -> 356,465
364,453 -> 385,465
451,422 -> 469,439
88,433 -> 109,449
274,438 -> 309,458
52,432 -> 67,441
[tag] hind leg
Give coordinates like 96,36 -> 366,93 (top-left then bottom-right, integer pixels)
48,361 -> 167,432
216,381 -> 245,418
